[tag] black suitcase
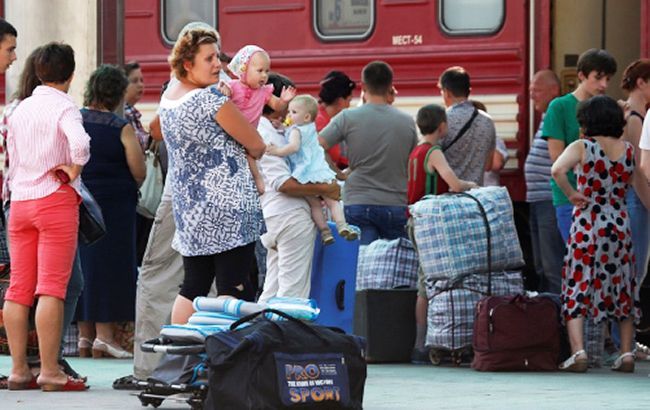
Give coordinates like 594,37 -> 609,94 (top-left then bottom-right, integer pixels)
353,288 -> 416,362
204,309 -> 367,409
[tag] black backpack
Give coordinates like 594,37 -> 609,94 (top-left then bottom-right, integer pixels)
204,309 -> 367,409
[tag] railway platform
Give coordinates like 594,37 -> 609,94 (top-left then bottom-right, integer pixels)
0,356 -> 648,409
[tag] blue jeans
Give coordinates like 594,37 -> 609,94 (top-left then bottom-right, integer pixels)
529,200 -> 566,294
344,205 -> 408,245
626,188 -> 650,285
555,204 -> 574,242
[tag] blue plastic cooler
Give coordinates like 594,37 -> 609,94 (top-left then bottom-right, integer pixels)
310,222 -> 360,333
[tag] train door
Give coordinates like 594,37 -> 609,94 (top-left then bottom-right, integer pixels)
551,0 -> 641,99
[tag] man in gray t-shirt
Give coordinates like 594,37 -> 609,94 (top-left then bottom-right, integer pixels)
438,66 -> 496,186
320,61 -> 417,245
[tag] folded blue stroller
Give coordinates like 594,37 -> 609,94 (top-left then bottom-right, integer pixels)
136,338 -> 208,410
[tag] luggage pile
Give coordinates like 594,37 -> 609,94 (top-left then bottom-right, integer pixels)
410,187 -> 527,366
425,271 -> 523,365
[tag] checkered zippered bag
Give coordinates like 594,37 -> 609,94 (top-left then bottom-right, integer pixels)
356,238 -> 419,290
426,271 -> 524,351
410,187 -> 524,283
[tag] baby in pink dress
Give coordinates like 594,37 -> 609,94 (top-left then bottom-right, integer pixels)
224,45 -> 296,194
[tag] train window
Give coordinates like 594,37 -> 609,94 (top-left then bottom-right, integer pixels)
161,0 -> 217,45
439,0 -> 504,35
313,0 -> 375,41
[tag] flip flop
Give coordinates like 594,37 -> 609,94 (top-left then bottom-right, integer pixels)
38,375 -> 88,392
7,375 -> 39,390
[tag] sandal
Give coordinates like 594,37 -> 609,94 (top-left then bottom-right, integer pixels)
38,375 -> 87,392
336,223 -> 359,241
78,337 -> 93,358
7,375 -> 39,390
59,359 -> 87,382
635,342 -> 650,361
611,352 -> 635,373
320,228 -> 335,245
112,374 -> 144,390
559,349 -> 588,372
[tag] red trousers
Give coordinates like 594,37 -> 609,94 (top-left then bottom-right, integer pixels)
6,185 -> 79,306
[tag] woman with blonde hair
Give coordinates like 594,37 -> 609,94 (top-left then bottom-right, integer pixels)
159,26 -> 266,325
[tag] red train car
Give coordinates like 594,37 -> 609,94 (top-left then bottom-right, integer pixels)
120,0 -> 650,201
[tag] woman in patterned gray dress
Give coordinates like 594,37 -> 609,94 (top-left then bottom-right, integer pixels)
158,26 -> 266,324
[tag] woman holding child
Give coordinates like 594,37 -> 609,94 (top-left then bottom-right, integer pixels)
158,26 -> 266,325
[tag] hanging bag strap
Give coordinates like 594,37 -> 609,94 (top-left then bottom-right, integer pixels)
443,108 -> 479,152
450,191 -> 492,295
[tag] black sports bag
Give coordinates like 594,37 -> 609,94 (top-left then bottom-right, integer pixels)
204,308 -> 367,409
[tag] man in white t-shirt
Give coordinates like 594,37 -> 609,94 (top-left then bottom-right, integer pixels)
257,74 -> 340,303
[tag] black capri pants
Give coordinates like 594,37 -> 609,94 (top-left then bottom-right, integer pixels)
180,242 -> 256,302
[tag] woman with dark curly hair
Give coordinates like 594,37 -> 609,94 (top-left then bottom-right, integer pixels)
76,65 -> 146,359
552,95 -> 650,373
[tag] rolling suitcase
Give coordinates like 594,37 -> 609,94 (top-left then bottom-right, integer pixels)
310,221 -> 360,333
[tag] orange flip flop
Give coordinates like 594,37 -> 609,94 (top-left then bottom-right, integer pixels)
38,375 -> 88,392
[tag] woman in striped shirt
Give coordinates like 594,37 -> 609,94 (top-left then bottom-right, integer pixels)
3,43 -> 88,391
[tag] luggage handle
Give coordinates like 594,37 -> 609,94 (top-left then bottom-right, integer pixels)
140,337 -> 206,355
448,192 -> 492,296
229,308 -> 333,345
335,280 -> 345,310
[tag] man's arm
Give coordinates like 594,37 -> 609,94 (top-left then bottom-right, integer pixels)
279,178 -> 340,200
547,139 -> 566,162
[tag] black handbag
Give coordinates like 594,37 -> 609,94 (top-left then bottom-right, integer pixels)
204,308 -> 367,409
78,181 -> 106,245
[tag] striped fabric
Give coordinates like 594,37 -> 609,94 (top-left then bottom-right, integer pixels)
524,115 -> 554,202
426,271 -> 524,351
356,237 -> 419,290
6,86 -> 90,201
410,187 -> 524,283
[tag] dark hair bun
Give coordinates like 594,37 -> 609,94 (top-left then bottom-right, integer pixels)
318,71 -> 356,104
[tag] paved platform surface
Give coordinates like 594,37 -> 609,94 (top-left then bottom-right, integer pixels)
0,356 -> 649,409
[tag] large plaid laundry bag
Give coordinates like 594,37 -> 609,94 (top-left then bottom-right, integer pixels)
426,271 -> 524,351
410,187 -> 524,283
356,237 -> 418,290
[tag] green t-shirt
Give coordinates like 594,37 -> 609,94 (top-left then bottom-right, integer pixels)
541,93 -> 580,206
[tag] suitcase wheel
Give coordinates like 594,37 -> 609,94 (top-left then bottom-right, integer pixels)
429,349 -> 442,366
451,351 -> 463,367
138,392 -> 164,408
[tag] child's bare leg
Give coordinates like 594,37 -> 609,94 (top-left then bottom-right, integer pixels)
306,196 -> 334,245
324,197 -> 357,240
248,155 -> 265,195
